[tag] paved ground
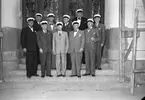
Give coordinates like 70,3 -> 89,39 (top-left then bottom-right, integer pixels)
0,63 -> 145,100
0,70 -> 145,100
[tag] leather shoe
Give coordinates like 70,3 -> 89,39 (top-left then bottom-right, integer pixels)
82,74 -> 90,76
57,75 -> 62,77
70,75 -> 77,77
62,75 -> 66,77
46,75 -> 53,77
78,75 -> 81,78
92,74 -> 96,77
41,75 -> 45,78
97,68 -> 102,70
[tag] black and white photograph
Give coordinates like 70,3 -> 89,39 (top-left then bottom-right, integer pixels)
0,0 -> 145,100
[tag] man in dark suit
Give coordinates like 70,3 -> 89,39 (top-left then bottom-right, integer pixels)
47,13 -> 57,69
83,19 -> 100,77
33,13 -> 43,32
33,13 -> 43,68
93,14 -> 106,70
68,21 -> 85,78
37,21 -> 53,78
72,9 -> 88,64
20,17 -> 39,78
62,15 -> 73,70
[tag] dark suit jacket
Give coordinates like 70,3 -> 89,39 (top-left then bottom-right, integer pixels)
68,30 -> 85,53
33,21 -> 42,32
94,23 -> 105,45
84,28 -> 100,50
72,17 -> 87,30
62,22 -> 73,36
37,30 -> 52,53
20,27 -> 38,52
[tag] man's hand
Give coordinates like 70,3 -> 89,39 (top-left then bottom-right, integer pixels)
52,50 -> 56,55
23,48 -> 27,52
91,37 -> 95,42
80,48 -> 83,52
40,48 -> 43,53
101,44 -> 104,47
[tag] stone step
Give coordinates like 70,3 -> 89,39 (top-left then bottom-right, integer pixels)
18,63 -> 110,70
6,69 -> 118,77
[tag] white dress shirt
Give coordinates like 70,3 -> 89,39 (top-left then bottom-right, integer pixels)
28,26 -> 34,32
74,29 -> 79,37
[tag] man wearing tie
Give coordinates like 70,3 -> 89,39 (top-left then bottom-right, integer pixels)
20,17 -> 39,78
83,19 -> 100,77
33,13 -> 43,67
93,14 -> 106,70
53,22 -> 69,77
62,15 -> 73,70
68,21 -> 85,78
47,13 -> 57,69
37,21 -> 53,78
72,9 -> 87,65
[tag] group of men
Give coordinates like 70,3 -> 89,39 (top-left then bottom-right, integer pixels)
20,9 -> 105,78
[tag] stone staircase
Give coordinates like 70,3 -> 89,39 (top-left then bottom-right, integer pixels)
0,58 -> 131,92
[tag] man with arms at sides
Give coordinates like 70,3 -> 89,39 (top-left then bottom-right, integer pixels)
33,13 -> 43,69
72,9 -> 87,65
37,21 -> 53,78
62,14 -> 73,70
53,22 -> 69,77
83,18 -> 100,77
68,21 -> 85,78
20,17 -> 39,78
93,14 -> 105,70
47,13 -> 57,69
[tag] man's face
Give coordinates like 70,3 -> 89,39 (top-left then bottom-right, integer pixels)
73,24 -> 79,30
35,16 -> 42,22
47,17 -> 54,22
87,22 -> 93,28
94,17 -> 100,23
57,25 -> 62,31
63,18 -> 69,24
28,21 -> 34,27
41,24 -> 47,30
76,12 -> 83,18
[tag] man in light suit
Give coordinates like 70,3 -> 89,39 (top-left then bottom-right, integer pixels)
68,21 -> 85,78
83,18 -> 100,77
47,13 -> 57,69
53,22 -> 69,77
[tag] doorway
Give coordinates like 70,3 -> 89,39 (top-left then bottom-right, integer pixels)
22,0 -> 105,27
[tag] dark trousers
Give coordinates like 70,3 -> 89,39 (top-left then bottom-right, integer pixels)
26,52 -> 38,77
85,44 -> 96,75
40,52 -> 52,76
71,52 -> 82,76
95,43 -> 102,69
67,53 -> 72,70
52,54 -> 56,69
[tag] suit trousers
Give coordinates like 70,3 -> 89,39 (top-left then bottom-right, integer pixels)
52,54 -> 56,69
40,52 -> 52,76
26,52 -> 38,77
95,42 -> 102,69
85,44 -> 96,75
56,53 -> 66,75
67,53 -> 72,69
70,52 -> 82,76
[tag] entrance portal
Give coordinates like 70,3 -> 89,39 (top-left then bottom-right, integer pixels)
22,0 -> 104,27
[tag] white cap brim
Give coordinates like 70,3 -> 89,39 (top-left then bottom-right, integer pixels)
27,17 -> 35,22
